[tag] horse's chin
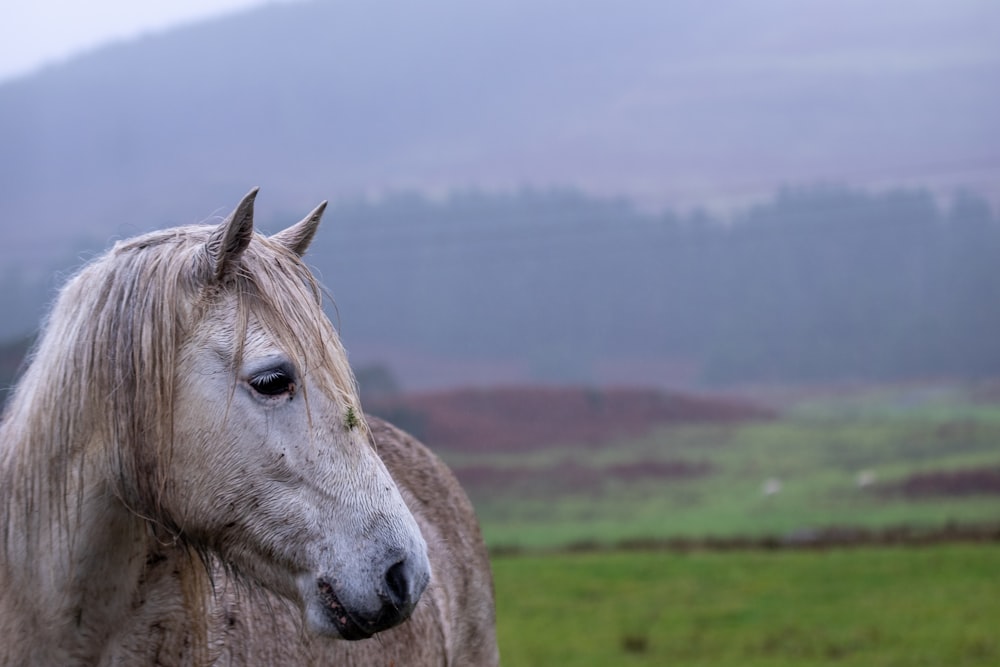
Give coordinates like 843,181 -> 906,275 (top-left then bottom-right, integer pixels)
303,603 -> 373,641
305,579 -> 375,641
297,572 -> 421,641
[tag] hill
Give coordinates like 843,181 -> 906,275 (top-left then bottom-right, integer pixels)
431,382 -> 1000,549
1,0 -> 997,258
1,0 -> 998,386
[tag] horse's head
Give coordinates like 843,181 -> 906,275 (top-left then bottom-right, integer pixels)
117,190 -> 429,639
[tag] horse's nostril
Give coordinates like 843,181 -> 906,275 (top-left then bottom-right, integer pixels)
384,560 -> 410,609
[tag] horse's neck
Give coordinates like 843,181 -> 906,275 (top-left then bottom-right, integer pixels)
0,430 -> 151,665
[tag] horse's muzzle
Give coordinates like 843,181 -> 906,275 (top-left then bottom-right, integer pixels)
316,556 -> 429,640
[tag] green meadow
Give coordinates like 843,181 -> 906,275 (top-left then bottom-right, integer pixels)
492,544 -> 1000,666
465,384 -> 1000,665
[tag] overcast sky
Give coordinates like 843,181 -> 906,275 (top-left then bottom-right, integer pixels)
0,0 -> 284,82
4,0 -> 997,84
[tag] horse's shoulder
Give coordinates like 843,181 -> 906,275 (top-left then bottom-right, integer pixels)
367,415 -> 500,667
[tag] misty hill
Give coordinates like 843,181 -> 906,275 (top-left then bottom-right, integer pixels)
1,0 -> 998,262
1,0 -> 999,389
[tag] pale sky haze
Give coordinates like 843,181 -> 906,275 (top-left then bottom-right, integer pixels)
0,0 -> 280,82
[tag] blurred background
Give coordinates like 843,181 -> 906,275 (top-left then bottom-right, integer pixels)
2,1 -> 999,664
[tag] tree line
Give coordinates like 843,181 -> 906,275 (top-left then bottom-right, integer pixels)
313,185 -> 1000,385
2,185 -> 998,395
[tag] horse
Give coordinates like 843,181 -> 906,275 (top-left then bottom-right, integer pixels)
0,189 -> 499,666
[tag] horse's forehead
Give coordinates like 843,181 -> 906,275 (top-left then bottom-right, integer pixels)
193,307 -> 280,356
241,319 -> 286,358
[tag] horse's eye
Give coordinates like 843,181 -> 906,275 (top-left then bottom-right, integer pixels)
249,369 -> 295,397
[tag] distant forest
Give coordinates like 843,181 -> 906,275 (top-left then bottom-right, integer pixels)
1,185 -> 998,394
313,185 -> 1000,386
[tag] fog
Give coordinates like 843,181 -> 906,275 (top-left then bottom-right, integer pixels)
1,0 -> 998,390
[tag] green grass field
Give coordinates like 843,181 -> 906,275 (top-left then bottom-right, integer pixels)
492,544 -> 1000,666
468,385 -> 1000,664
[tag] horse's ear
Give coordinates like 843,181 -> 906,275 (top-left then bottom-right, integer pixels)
271,201 -> 327,257
207,187 -> 258,281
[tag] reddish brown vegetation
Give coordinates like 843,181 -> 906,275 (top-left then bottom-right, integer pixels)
366,386 -> 773,453
488,521 -> 1000,556
892,466 -> 1000,498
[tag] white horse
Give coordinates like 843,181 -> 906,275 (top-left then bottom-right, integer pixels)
0,189 -> 499,665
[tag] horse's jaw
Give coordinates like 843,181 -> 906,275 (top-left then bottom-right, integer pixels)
296,545 -> 431,640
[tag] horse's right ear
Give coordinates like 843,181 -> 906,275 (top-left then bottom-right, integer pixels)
270,201 -> 327,257
206,187 -> 258,281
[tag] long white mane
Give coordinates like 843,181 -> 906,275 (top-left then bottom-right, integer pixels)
1,219 -> 364,550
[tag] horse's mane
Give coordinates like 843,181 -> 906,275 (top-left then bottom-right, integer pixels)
0,224 -> 364,549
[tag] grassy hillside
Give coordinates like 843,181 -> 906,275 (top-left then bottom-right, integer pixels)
405,383 -> 1000,550
485,386 -> 1000,665
492,544 -> 1000,666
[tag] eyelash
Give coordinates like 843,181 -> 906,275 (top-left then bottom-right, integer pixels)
248,368 -> 295,398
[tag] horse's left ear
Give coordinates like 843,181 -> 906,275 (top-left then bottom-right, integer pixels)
271,201 -> 327,257
207,187 -> 259,281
